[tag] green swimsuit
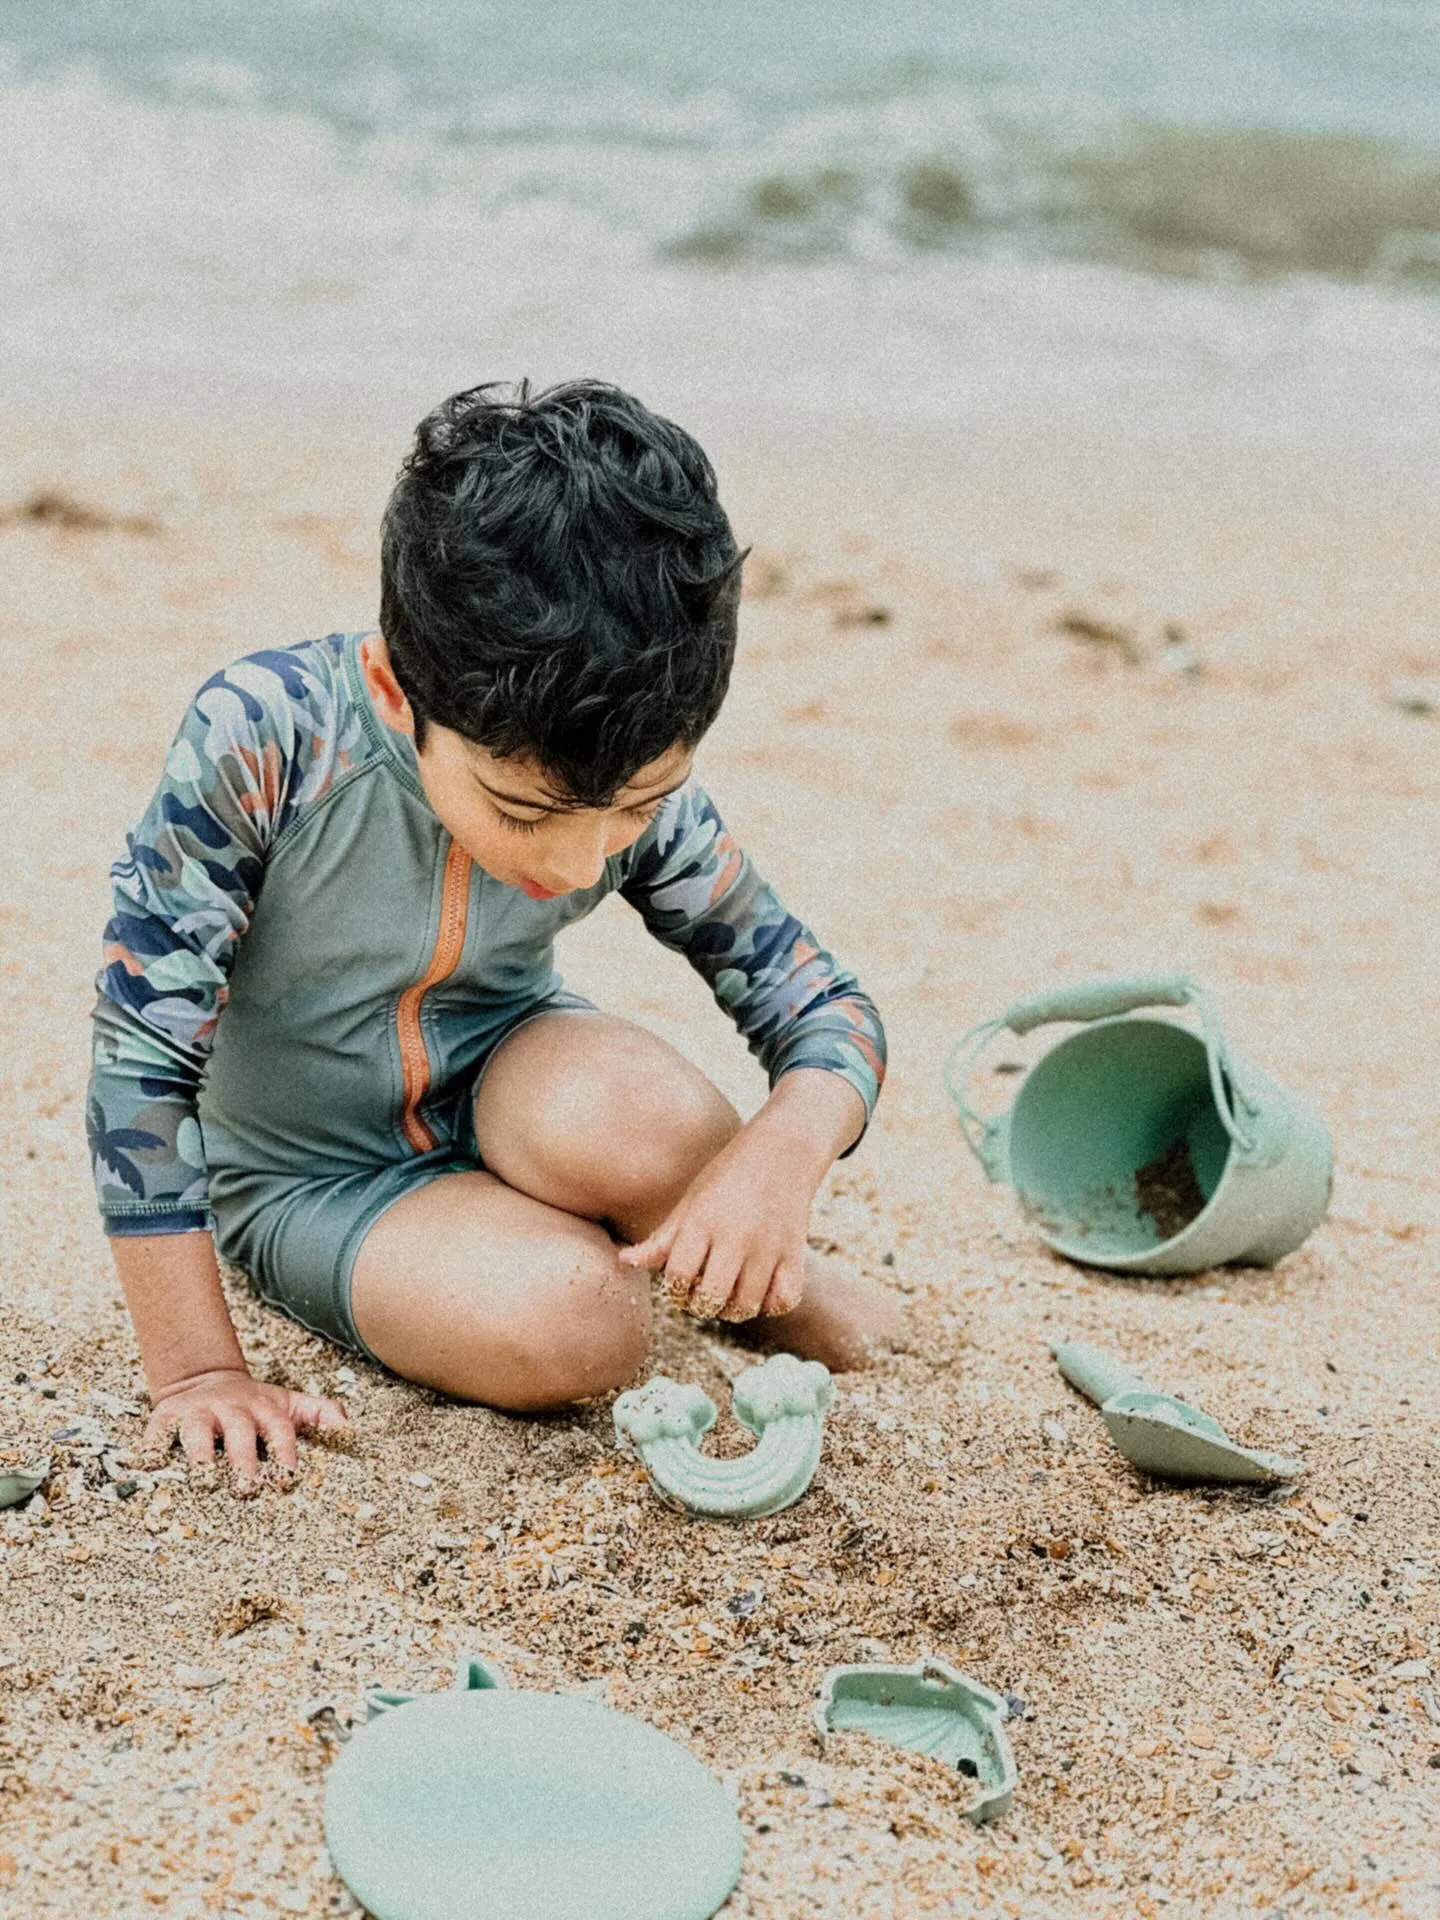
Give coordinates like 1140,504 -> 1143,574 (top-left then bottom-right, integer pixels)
88,633 -> 886,1359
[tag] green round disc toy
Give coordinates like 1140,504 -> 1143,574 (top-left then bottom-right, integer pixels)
323,1658 -> 744,1920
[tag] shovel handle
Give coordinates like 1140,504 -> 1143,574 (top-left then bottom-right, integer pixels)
1051,1340 -> 1148,1407
1001,973 -> 1196,1034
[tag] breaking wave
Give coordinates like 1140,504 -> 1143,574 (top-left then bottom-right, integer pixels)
669,124 -> 1440,288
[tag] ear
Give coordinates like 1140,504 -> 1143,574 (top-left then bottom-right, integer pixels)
360,632 -> 415,736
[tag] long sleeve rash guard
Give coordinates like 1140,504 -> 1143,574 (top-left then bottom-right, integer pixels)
88,633 -> 886,1236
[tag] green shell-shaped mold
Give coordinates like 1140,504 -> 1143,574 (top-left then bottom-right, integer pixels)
0,1458 -> 50,1508
326,1656 -> 744,1920
1053,1340 -> 1303,1485
815,1658 -> 1018,1824
613,1355 -> 833,1520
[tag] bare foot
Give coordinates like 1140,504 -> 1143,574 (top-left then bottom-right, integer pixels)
743,1252 -> 907,1372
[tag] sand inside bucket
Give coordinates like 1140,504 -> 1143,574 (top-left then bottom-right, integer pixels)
1134,1136 -> 1208,1241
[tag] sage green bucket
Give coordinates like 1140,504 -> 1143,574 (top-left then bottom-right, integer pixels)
944,974 -> 1333,1275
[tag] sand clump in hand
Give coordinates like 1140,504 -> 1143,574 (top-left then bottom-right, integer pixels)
1,419 -> 1439,1917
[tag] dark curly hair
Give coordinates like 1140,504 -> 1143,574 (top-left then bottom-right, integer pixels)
380,379 -> 743,807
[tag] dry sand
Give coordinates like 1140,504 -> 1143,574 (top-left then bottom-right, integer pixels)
1,414 -> 1438,1918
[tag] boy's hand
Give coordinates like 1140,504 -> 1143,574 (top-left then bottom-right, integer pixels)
144,1367 -> 348,1492
620,1128 -> 811,1320
619,1068 -> 866,1323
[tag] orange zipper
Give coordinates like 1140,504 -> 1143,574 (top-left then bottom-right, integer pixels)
396,839 -> 474,1152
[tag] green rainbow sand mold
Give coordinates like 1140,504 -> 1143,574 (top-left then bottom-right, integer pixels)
324,1655 -> 744,1920
613,1353 -> 834,1520
1052,1339 -> 1303,1485
815,1658 -> 1018,1824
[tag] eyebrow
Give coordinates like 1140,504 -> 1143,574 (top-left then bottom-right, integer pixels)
474,772 -> 691,815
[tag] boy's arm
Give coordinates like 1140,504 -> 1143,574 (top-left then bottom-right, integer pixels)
617,782 -> 885,1318
112,1231 -> 346,1485
617,781 -> 886,1134
90,648 -> 353,1476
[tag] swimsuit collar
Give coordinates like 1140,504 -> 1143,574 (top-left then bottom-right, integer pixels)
343,631 -> 428,803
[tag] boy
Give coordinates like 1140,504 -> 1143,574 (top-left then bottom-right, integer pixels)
88,380 -> 897,1491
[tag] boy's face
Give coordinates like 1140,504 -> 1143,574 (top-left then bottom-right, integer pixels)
361,635 -> 692,897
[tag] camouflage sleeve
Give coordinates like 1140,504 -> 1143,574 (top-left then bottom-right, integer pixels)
88,639 -> 363,1234
619,780 -> 886,1144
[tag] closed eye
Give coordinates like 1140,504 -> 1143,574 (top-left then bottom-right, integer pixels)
496,796 -> 666,836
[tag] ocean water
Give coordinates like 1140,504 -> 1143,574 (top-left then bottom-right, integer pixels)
3,0 -> 1439,477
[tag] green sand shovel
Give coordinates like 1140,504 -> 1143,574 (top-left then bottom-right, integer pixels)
1053,1340 -> 1303,1485
946,973 -> 1333,1274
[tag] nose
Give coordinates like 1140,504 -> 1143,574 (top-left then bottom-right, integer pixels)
542,818 -> 611,892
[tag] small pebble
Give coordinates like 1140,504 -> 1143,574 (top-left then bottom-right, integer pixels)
324,1567 -> 348,1584
174,1665 -> 227,1690
726,1584 -> 766,1618
406,1471 -> 434,1490
1158,625 -> 1202,676
1386,678 -> 1439,716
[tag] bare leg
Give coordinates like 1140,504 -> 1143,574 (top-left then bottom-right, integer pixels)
473,1012 -> 904,1375
351,1011 -> 901,1409
350,1170 -> 652,1410
738,1247 -> 907,1371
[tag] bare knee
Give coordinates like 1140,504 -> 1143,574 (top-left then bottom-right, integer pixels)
470,1237 -> 652,1413
595,1062 -> 739,1230
479,1016 -> 741,1235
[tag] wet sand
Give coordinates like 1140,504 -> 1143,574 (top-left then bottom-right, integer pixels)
1,411 -> 1438,1917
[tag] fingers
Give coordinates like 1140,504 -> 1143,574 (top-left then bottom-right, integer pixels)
618,1215 -> 680,1271
690,1242 -> 744,1320
720,1253 -> 779,1324
177,1408 -> 219,1473
142,1405 -> 180,1462
660,1218 -> 712,1308
254,1404 -> 301,1477
287,1393 -> 349,1433
217,1410 -> 261,1491
760,1256 -> 806,1318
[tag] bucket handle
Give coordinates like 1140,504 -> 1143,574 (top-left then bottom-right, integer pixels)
943,972 -> 1261,1178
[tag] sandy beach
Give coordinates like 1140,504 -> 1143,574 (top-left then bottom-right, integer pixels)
0,399 -> 1437,1918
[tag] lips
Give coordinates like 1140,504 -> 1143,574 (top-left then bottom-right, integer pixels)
518,879 -> 562,901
